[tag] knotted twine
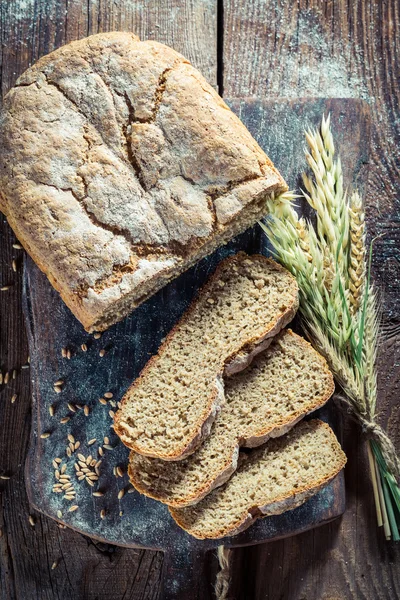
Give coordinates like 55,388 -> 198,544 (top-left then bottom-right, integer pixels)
215,546 -> 232,600
335,393 -> 400,480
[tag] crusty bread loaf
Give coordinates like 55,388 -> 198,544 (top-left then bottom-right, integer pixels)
128,329 -> 334,507
0,32 -> 287,332
170,419 -> 346,539
114,253 -> 299,460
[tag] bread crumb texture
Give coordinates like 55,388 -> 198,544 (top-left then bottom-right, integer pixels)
170,419 -> 347,539
0,32 -> 287,331
129,329 -> 334,507
114,253 -> 299,460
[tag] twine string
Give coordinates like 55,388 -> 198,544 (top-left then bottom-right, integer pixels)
334,393 -> 400,479
215,546 -> 232,600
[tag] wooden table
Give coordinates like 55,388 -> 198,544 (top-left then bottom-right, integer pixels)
0,1 -> 399,598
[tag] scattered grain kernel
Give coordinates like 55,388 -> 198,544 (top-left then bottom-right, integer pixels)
54,385 -> 62,394
81,343 -> 87,352
11,394 -> 17,403
74,441 -> 80,450
28,515 -> 35,527
66,447 -> 72,457
60,417 -> 70,424
68,403 -> 77,412
93,491 -> 104,497
99,349 -> 106,357
99,398 -> 107,405
66,349 -> 71,360
67,434 -> 75,444
4,372 -> 9,384
54,379 -> 64,386
103,444 -> 113,450
1,286 -> 10,291
93,332 -> 101,339
100,509 -> 106,519
108,411 -> 115,419
40,432 -> 51,439
68,505 -> 79,512
117,489 -> 125,500
13,243 -> 23,249
116,466 -> 124,477
98,447 -> 104,457
104,392 -> 113,399
84,405 -> 90,416
61,464 -> 67,474
56,510 -> 62,518
12,370 -> 16,380
51,560 -> 59,570
54,458 -> 62,464
0,475 -> 10,480
49,405 -> 55,416
88,438 -> 97,445
12,259 -> 17,272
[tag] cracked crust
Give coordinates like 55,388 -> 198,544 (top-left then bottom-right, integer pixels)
0,32 -> 287,331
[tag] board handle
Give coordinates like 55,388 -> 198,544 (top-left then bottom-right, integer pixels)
160,548 -> 212,599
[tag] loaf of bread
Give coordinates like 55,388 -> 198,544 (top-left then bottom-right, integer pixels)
128,329 -> 334,507
170,419 -> 346,539
114,253 -> 299,460
0,32 -> 287,332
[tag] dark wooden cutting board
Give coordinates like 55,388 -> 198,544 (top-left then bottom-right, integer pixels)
23,98 -> 370,598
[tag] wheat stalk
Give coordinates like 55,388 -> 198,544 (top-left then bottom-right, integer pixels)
260,115 -> 400,541
349,191 -> 366,315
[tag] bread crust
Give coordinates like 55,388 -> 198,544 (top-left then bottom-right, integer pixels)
169,420 -> 347,539
114,253 -> 299,460
128,330 -> 335,506
0,32 -> 287,332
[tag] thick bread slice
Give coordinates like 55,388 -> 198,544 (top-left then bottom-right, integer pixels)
170,420 -> 346,539
128,330 -> 335,507
114,253 -> 298,460
0,32 -> 288,332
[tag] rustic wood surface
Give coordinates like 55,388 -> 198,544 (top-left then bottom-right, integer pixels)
0,1 -> 399,599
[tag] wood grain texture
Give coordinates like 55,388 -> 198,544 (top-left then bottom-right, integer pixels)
0,0 -> 399,599
223,1 -> 400,598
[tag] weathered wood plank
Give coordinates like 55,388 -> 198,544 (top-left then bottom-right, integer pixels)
223,1 -> 400,598
0,1 -> 217,599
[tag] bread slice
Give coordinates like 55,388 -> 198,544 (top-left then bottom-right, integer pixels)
0,32 -> 288,332
128,329 -> 334,507
170,419 -> 346,539
114,253 -> 298,460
